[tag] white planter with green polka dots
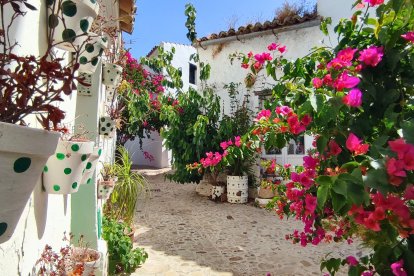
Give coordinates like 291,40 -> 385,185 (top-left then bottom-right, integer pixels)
47,0 -> 99,52
97,179 -> 115,202
43,140 -> 94,194
77,73 -> 93,96
0,122 -> 60,243
78,34 -> 108,74
99,116 -> 115,138
102,63 -> 123,87
80,147 -> 101,185
105,86 -> 117,102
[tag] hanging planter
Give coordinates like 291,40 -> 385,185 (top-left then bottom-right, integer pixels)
227,176 -> 248,204
43,140 -> 94,194
99,116 -> 115,138
78,34 -> 108,74
102,63 -> 123,87
80,147 -> 101,185
47,0 -> 99,52
77,73 -> 92,96
105,86 -> 117,103
97,179 -> 115,202
0,123 -> 60,243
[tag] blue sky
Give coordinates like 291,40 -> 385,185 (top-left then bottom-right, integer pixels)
124,1 -> 311,58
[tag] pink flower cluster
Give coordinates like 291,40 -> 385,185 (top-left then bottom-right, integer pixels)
346,133 -> 369,155
349,192 -> 414,236
267,42 -> 286,53
312,45 -> 384,108
200,151 -> 224,168
386,139 -> 414,186
220,136 -> 242,150
364,0 -> 384,6
391,259 -> 407,276
401,32 -> 414,43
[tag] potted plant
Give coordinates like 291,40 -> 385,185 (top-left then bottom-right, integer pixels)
99,99 -> 125,137
97,162 -> 117,201
0,0 -> 83,243
102,29 -> 124,87
47,0 -> 100,51
77,73 -> 93,96
36,233 -> 102,275
80,147 -> 102,185
43,130 -> 95,194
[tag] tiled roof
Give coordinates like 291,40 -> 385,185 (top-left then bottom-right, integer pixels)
196,13 -> 319,43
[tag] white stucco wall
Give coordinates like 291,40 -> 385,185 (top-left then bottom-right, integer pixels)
0,0 -> 121,273
128,43 -> 196,168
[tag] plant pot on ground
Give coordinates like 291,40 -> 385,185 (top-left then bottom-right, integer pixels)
43,139 -> 94,194
227,175 -> 248,204
47,0 -> 100,51
71,246 -> 102,276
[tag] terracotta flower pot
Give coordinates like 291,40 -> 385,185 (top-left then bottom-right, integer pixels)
78,33 -> 108,74
102,63 -> 123,87
99,116 -> 115,138
227,175 -> 248,204
80,147 -> 101,185
47,0 -> 99,52
257,187 -> 275,199
0,123 -> 60,243
43,140 -> 94,194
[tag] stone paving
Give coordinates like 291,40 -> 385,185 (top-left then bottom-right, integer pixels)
131,168 -> 365,276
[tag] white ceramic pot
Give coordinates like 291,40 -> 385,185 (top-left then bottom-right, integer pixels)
102,63 -> 123,87
99,116 -> 115,138
71,247 -> 102,276
80,147 -> 101,185
0,123 -> 60,243
227,175 -> 248,204
105,86 -> 117,103
97,179 -> 115,202
78,34 -> 108,74
255,197 -> 272,207
48,0 -> 99,51
77,73 -> 92,96
211,186 -> 225,200
43,140 -> 94,194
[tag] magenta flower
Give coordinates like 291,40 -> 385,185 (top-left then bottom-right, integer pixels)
333,71 -> 360,91
220,141 -> 229,150
278,45 -> 287,54
361,271 -> 374,276
312,77 -> 323,89
275,106 -> 292,116
358,46 -> 384,67
234,136 -> 242,147
364,0 -> 384,6
391,259 -> 407,276
346,133 -> 369,155
304,194 -> 317,214
256,109 -> 271,120
343,88 -> 362,107
254,52 -> 272,64
346,256 -> 358,266
401,32 -> 414,43
267,42 -> 278,51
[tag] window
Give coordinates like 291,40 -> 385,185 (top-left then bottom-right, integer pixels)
189,63 -> 197,85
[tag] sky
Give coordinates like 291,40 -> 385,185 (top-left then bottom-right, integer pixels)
124,0 -> 308,59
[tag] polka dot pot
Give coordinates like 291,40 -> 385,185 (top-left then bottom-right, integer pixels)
0,122 -> 60,243
47,0 -> 99,52
77,73 -> 92,96
105,86 -> 117,103
211,186 -> 225,200
78,33 -> 108,74
43,140 -> 94,194
227,176 -> 248,204
80,147 -> 101,185
102,63 -> 123,87
99,116 -> 115,138
97,179 -> 115,202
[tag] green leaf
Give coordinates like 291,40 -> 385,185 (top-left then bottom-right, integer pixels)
331,192 -> 347,213
347,182 -> 367,205
332,179 -> 347,197
310,93 -> 324,112
402,120 -> 414,144
364,169 -> 391,195
317,176 -> 332,210
316,136 -> 329,155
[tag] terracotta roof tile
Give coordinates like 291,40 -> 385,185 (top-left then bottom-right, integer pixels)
197,13 -> 319,43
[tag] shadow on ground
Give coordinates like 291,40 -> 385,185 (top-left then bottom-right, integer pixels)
131,168 -> 363,276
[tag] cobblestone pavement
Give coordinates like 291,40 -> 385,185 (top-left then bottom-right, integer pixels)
132,168 -> 365,276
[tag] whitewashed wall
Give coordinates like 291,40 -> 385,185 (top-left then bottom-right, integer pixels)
126,42 -> 196,168
0,0 -> 120,274
195,0 -> 355,165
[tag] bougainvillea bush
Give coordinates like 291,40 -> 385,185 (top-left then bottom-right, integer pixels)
233,0 -> 414,275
